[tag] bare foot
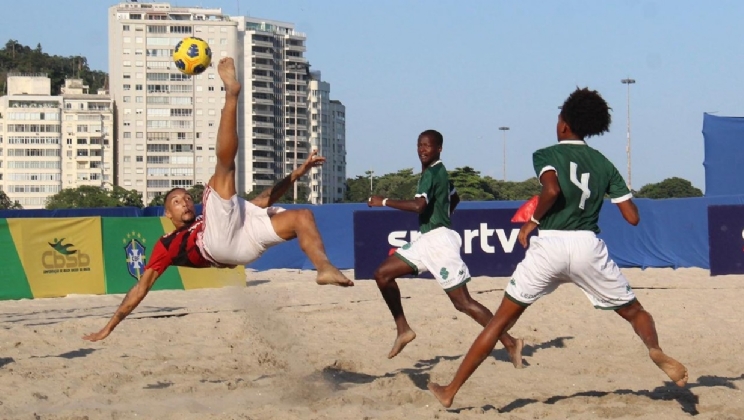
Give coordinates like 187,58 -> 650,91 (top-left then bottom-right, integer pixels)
388,329 -> 416,359
507,337 -> 524,369
649,348 -> 688,387
315,267 -> 354,287
427,382 -> 454,408
217,57 -> 241,96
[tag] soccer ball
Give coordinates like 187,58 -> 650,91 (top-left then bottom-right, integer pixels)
173,37 -> 212,75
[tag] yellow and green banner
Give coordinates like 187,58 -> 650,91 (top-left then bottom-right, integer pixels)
0,216 -> 245,300
4,217 -> 105,298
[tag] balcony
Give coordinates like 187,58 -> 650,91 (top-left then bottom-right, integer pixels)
252,85 -> 274,95
252,121 -> 274,128
253,167 -> 275,175
252,96 -> 274,105
286,43 -> 306,53
252,38 -> 274,48
252,108 -> 274,116
252,144 -> 274,152
252,49 -> 274,60
252,73 -> 274,82
252,155 -> 274,163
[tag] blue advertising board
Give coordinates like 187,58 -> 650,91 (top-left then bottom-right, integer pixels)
708,205 -> 744,276
353,209 -> 535,280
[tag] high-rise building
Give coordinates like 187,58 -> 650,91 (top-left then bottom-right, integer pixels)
108,2 -> 239,204
107,3 -> 341,204
232,16 -> 310,198
0,74 -> 113,209
308,71 -> 346,204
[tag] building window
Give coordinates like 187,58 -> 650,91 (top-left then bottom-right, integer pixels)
123,25 -> 130,31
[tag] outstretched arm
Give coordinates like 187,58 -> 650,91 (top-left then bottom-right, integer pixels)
250,149 -> 325,208
368,195 -> 427,214
82,268 -> 160,342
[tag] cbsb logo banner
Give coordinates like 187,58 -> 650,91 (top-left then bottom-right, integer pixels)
7,217 -> 105,298
353,209 -> 534,280
708,205 -> 744,276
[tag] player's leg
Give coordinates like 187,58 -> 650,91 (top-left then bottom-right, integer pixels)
373,254 -> 418,358
269,208 -> 353,286
207,57 -> 241,200
571,236 -> 688,387
428,296 -> 527,408
615,301 -> 687,387
446,285 -> 524,368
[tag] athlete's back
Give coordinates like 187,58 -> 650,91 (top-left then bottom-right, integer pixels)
532,141 -> 631,233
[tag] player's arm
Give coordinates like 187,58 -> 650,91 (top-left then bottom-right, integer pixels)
82,268 -> 161,342
251,150 -> 324,208
450,190 -> 460,214
519,150 -> 562,247
615,200 -> 640,226
531,170 -> 561,221
368,195 -> 427,213
607,165 -> 638,226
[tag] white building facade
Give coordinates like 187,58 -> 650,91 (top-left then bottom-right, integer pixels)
108,2 -> 239,203
308,71 -> 346,204
107,2 -> 343,204
0,74 -> 114,209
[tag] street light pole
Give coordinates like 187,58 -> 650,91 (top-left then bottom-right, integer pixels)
621,78 -> 636,191
498,126 -> 509,181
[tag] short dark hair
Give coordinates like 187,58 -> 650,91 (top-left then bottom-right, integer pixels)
559,87 -> 612,139
163,187 -> 188,207
419,129 -> 443,147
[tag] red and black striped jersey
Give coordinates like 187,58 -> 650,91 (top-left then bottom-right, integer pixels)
144,216 -> 213,274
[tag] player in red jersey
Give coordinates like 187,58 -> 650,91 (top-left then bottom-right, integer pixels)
83,57 -> 352,342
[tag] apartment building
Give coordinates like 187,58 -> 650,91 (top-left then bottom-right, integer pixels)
107,2 -> 345,204
108,1 -> 239,204
307,71 -> 346,204
0,74 -> 114,209
232,16 -> 311,198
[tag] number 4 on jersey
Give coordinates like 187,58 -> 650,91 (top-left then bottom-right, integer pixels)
570,162 -> 590,210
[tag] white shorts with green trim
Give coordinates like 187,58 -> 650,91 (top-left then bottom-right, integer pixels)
394,227 -> 471,291
505,230 -> 636,310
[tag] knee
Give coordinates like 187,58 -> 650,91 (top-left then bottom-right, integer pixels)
297,208 -> 315,224
374,267 -> 392,286
616,300 -> 646,321
451,298 -> 471,314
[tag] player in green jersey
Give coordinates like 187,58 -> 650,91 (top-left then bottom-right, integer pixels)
367,130 -> 523,366
428,88 -> 687,408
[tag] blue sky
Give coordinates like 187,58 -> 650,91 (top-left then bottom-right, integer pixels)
3,1 -> 744,191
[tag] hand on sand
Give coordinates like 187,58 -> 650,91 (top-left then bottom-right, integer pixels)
217,57 -> 241,96
297,149 -> 326,177
83,328 -> 111,342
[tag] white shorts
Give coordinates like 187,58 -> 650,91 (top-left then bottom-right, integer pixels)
505,230 -> 636,310
200,186 -> 286,266
394,227 -> 471,292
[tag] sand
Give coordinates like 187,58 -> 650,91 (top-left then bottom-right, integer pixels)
0,267 -> 742,420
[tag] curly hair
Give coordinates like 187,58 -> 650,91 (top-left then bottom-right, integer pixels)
559,87 -> 612,139
419,129 -> 444,147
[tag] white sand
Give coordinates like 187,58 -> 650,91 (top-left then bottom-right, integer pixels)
0,268 -> 742,419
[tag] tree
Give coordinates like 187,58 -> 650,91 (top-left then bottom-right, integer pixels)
0,40 -> 108,95
449,167 -> 496,201
46,186 -> 143,209
0,191 -> 22,209
635,177 -> 703,199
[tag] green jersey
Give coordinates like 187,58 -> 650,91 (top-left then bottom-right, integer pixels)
415,160 -> 455,234
532,140 -> 632,233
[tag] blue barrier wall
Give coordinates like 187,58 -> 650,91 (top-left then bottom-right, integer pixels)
703,113 -> 744,197
4,196 -> 743,273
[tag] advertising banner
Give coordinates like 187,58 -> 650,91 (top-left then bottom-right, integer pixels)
708,205 -> 744,276
353,209 -> 533,280
6,217 -> 105,298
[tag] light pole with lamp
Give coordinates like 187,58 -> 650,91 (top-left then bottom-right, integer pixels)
498,126 -> 509,181
621,78 -> 636,191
